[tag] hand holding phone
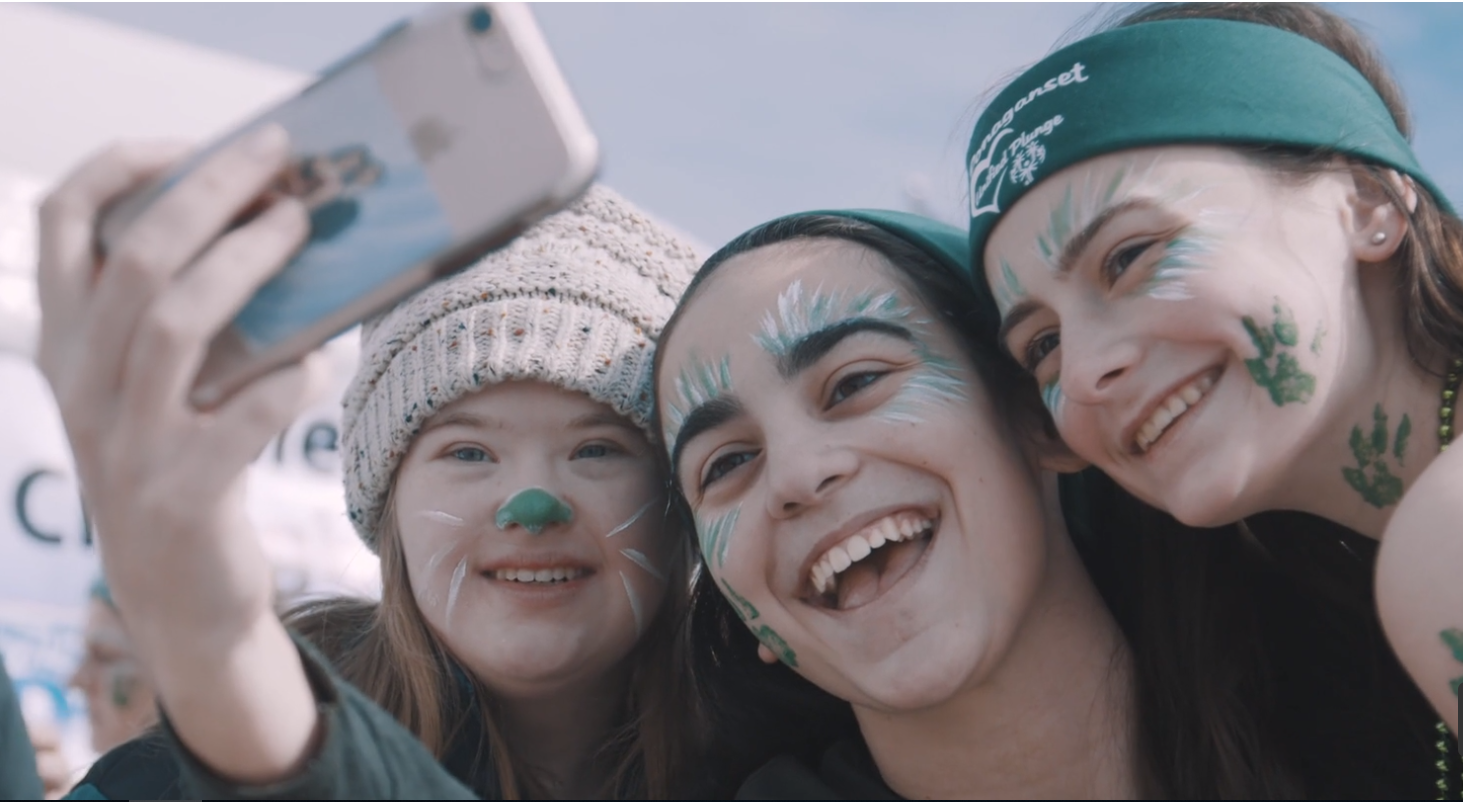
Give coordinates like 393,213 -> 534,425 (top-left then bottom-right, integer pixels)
98,3 -> 598,408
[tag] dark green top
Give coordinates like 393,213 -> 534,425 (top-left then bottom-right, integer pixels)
0,654 -> 44,800
64,635 -> 478,800
736,740 -> 897,801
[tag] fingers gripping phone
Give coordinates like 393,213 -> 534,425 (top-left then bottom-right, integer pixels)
98,3 -> 598,408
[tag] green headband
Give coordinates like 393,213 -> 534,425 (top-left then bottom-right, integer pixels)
966,18 -> 1450,271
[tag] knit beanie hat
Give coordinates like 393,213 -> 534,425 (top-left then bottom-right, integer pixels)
341,184 -> 700,548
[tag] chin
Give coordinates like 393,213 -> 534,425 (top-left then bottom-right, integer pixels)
843,638 -> 988,714
1160,468 -> 1253,529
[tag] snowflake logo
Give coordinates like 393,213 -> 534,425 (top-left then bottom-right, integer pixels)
1010,141 -> 1046,186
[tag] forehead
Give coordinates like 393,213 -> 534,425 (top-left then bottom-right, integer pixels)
664,239 -> 913,364
984,145 -> 1268,265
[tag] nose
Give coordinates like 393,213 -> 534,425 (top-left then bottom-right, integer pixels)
764,437 -> 859,519
495,487 -> 574,535
1058,316 -> 1143,405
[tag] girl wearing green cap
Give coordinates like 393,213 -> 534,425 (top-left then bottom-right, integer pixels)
650,208 -> 1405,798
37,131 -> 711,800
971,0 -> 1463,788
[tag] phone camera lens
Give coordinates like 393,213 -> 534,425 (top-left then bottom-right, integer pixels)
468,5 -> 493,34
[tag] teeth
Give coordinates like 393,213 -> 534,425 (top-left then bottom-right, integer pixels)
809,512 -> 935,596
1134,373 -> 1217,453
491,567 -> 585,583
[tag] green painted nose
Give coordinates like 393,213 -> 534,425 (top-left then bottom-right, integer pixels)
495,488 -> 573,535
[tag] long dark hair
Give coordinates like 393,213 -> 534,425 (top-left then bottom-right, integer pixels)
654,214 -> 1320,797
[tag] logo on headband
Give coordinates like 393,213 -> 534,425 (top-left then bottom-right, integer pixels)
969,62 -> 1088,220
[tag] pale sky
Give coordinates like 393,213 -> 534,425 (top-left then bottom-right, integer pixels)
60,2 -> 1463,246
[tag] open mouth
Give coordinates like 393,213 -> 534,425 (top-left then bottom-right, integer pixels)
1132,368 -> 1221,455
488,567 -> 591,585
807,510 -> 937,612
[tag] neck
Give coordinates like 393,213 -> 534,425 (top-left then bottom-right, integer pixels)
1268,266 -> 1448,539
494,663 -> 632,799
855,474 -> 1139,799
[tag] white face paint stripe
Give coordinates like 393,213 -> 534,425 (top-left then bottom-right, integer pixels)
620,571 -> 645,638
444,557 -> 468,629
420,510 -> 465,526
619,548 -> 667,582
604,498 -> 656,538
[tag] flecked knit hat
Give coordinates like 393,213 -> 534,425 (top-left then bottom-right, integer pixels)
341,184 -> 699,548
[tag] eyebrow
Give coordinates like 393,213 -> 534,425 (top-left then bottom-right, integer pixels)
418,410 -> 498,435
997,198 -> 1153,352
777,317 -> 913,379
669,395 -> 745,477
567,410 -> 642,434
666,318 -> 914,476
1052,197 -> 1150,276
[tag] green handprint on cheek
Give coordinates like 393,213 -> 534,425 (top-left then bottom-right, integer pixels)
1242,298 -> 1315,406
719,578 -> 799,668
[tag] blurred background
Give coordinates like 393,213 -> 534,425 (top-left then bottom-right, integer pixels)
0,1 -> 1457,787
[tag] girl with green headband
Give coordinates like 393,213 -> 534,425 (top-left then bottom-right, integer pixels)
650,209 -> 1400,797
973,0 -> 1463,782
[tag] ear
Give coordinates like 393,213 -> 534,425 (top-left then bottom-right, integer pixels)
757,643 -> 779,665
1031,432 -> 1089,474
1347,166 -> 1416,264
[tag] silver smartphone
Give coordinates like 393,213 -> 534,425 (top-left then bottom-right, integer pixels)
98,3 -> 598,408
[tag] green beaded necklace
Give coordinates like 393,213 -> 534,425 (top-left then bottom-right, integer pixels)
1435,358 -> 1462,800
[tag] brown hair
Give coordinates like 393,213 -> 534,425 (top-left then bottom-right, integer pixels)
1090,4 -> 1451,796
654,215 -> 1301,797
287,483 -> 702,799
1109,2 -> 1463,369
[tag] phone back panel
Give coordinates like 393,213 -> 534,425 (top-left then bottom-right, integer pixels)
98,3 -> 597,406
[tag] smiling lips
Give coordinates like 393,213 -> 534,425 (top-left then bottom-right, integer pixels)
810,510 -> 935,597
1133,370 -> 1218,454
489,567 -> 589,584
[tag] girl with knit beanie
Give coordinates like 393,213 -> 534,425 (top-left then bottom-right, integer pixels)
37,130 -> 707,799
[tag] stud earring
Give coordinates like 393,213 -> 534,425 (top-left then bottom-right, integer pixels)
1371,231 -> 1388,245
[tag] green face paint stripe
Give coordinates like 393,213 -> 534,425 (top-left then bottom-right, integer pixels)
665,354 -> 734,443
994,258 -> 1026,316
717,578 -> 795,666
755,279 -> 914,357
695,506 -> 740,568
1310,319 -> 1327,356
720,578 -> 760,622
1342,403 -> 1408,508
877,346 -> 968,425
495,488 -> 574,534
1242,297 -> 1316,407
1440,628 -> 1463,696
752,625 -> 798,668
110,673 -> 132,708
1033,164 -> 1132,272
1041,375 -> 1064,423
1134,228 -> 1215,301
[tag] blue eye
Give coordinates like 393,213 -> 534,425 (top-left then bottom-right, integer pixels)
829,371 -> 883,406
702,451 -> 755,490
1023,332 -> 1060,372
575,443 -> 615,459
1103,239 -> 1156,283
451,446 -> 490,463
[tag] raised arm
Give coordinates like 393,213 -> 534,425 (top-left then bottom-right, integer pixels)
35,127 -> 323,784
